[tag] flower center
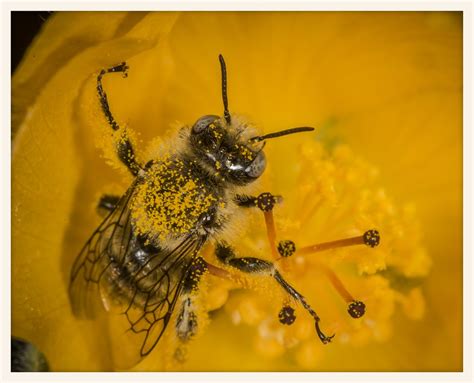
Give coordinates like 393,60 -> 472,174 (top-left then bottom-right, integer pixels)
217,140 -> 430,365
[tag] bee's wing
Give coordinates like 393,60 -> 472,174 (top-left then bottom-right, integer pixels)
101,234 -> 204,369
69,184 -> 136,319
69,185 -> 205,368
116,234 -> 204,367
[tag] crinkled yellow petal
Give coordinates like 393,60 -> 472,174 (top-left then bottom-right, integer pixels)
12,11 -> 461,372
12,11 -> 179,371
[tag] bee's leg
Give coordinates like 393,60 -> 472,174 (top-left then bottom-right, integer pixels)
236,192 -> 378,319
215,242 -> 334,344
97,63 -> 142,176
234,193 -> 283,210
173,256 -> 234,363
175,296 -> 198,344
96,194 -> 120,216
175,257 -> 208,343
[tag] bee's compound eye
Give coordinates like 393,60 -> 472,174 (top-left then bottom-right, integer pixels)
192,115 -> 220,134
245,151 -> 266,178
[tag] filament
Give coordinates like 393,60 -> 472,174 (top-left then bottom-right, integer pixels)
317,262 -> 366,319
263,211 -> 278,260
297,230 -> 380,255
319,263 -> 354,303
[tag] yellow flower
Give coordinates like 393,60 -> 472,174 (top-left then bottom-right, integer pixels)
12,11 -> 461,372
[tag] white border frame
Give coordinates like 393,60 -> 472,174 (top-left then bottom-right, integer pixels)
2,1 -> 472,383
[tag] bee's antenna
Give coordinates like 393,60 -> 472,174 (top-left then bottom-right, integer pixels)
249,127 -> 315,143
219,54 -> 231,125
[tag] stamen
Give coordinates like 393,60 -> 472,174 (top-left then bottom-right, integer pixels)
278,305 -> 296,325
255,193 -> 283,260
319,263 -> 366,319
348,301 -> 366,318
277,240 -> 296,257
363,229 -> 381,248
321,265 -> 354,303
250,127 -> 315,143
255,192 -> 280,211
205,261 -> 231,280
204,259 -> 253,290
297,229 -> 380,255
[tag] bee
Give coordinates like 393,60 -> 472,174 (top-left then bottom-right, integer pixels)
69,55 -> 379,369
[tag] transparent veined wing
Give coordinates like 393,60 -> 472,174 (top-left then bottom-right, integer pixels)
69,183 -> 206,368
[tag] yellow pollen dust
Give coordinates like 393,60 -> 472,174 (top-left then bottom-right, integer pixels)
209,123 -> 223,140
95,125 -> 140,175
235,144 -> 254,161
130,157 -> 217,240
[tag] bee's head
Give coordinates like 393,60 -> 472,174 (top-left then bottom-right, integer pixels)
189,55 -> 314,185
189,114 -> 266,185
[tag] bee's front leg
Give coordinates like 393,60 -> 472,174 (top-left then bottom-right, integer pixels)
97,63 -> 142,176
234,192 -> 282,211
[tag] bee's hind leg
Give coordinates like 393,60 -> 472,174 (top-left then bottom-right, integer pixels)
175,257 -> 208,343
97,63 -> 142,176
174,255 -> 252,349
173,256 -> 231,363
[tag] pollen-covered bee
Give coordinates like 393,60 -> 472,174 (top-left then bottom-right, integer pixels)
69,55 -> 380,368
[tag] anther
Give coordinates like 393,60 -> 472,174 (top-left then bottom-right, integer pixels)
348,300 -> 366,318
277,240 -> 296,257
278,305 -> 296,325
363,229 -> 380,248
256,192 -> 277,212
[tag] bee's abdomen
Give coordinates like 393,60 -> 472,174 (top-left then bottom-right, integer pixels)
101,225 -> 196,316
96,215 -> 154,295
